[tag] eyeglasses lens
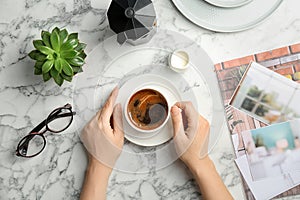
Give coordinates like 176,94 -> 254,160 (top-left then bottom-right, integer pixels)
18,134 -> 45,157
47,108 -> 73,132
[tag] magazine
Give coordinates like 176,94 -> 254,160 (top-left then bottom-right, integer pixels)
214,43 -> 300,199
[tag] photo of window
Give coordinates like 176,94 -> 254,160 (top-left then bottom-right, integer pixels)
241,119 -> 300,181
230,62 -> 300,124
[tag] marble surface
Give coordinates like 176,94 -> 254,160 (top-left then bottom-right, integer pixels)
0,0 -> 300,199
73,29 -> 226,174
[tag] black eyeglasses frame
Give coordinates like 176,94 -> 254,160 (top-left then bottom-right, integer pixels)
16,103 -> 76,158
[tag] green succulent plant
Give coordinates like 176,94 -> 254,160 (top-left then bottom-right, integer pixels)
29,27 -> 87,86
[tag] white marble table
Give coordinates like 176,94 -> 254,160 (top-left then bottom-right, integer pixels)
1,0 -> 300,199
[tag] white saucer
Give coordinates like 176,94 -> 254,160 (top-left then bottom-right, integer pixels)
116,74 -> 198,146
172,0 -> 283,32
204,0 -> 252,8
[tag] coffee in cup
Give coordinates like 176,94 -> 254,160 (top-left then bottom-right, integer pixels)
126,88 -> 169,131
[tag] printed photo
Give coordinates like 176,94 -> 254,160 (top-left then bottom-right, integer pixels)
242,119 -> 300,181
230,62 -> 300,124
214,44 -> 300,198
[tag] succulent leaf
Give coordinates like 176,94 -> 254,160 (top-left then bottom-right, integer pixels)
34,68 -> 42,75
53,74 -> 64,86
42,60 -> 54,73
78,51 -> 87,59
37,46 -> 55,55
28,50 -> 37,59
61,59 -> 73,76
50,30 -> 60,52
61,72 -> 72,82
46,54 -> 54,60
29,50 -> 47,61
78,67 -> 83,73
42,72 -> 51,82
50,68 -> 59,78
68,33 -> 78,40
75,43 -> 87,52
33,40 -> 44,49
34,61 -> 44,69
41,31 -> 52,48
73,66 -> 83,73
61,39 -> 78,51
54,58 -> 63,73
73,66 -> 80,73
53,27 -> 60,34
67,56 -> 84,66
59,29 -> 68,44
60,50 -> 78,59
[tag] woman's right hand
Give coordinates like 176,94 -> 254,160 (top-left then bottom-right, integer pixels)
170,101 -> 210,167
171,101 -> 234,200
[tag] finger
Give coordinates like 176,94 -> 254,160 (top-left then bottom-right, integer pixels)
113,103 -> 124,138
175,101 -> 197,117
99,87 -> 119,122
170,105 -> 185,138
175,101 -> 198,128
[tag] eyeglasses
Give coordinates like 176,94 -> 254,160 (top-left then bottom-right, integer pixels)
16,104 -> 76,158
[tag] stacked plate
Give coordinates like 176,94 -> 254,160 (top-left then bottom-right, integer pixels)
172,0 -> 283,32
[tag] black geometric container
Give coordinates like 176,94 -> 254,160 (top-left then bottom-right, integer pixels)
107,0 -> 157,45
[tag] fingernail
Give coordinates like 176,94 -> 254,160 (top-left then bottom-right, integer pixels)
115,103 -> 122,111
111,86 -> 119,97
112,86 -> 118,93
171,106 -> 180,115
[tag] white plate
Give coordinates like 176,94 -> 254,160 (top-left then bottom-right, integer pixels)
204,0 -> 252,8
116,74 -> 198,146
172,0 -> 283,32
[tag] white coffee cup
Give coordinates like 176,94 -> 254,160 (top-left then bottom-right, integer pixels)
124,87 -> 170,133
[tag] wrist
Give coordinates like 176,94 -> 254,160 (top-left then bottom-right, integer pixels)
88,155 -> 113,176
184,156 -> 215,176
